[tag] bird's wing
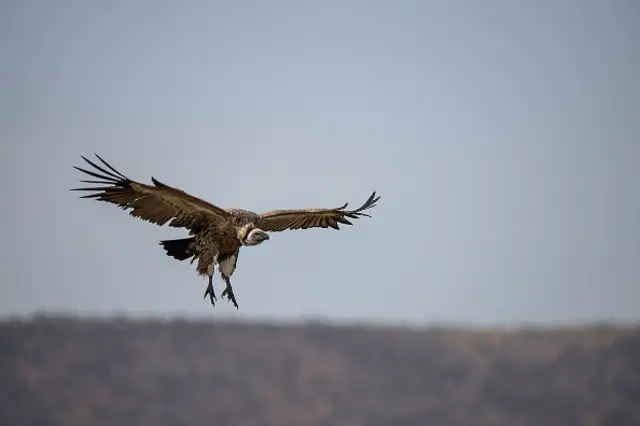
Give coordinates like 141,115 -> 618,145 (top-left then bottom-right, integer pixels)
71,154 -> 231,231
255,191 -> 380,232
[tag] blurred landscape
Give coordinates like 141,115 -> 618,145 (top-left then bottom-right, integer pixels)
1,316 -> 639,426
2,1 -> 639,425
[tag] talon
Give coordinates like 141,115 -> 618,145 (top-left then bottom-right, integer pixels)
204,276 -> 216,307
226,293 -> 239,309
221,276 -> 239,309
225,288 -> 238,309
204,287 -> 216,306
204,286 -> 216,301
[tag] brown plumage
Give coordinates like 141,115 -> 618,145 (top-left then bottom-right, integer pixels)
71,154 -> 381,309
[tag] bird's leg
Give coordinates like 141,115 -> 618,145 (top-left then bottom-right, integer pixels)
221,275 -> 239,309
203,273 -> 217,307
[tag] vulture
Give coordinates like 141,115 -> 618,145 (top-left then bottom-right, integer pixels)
71,154 -> 380,309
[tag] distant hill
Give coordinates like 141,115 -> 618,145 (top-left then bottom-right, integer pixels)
1,316 -> 639,426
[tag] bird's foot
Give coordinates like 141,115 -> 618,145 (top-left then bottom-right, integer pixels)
203,282 -> 217,307
221,284 -> 239,309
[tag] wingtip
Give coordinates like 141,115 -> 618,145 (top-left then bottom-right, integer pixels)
335,201 -> 349,210
369,190 -> 381,205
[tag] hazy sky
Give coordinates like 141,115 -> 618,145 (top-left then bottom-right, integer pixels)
1,0 -> 638,325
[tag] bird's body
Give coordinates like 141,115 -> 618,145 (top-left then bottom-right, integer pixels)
72,154 -> 380,309
159,216 -> 263,306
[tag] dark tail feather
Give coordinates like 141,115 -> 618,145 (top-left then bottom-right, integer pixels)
159,237 -> 195,261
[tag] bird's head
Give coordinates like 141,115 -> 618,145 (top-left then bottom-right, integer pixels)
237,224 -> 270,246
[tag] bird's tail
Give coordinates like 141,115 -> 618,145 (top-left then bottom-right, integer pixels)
159,237 -> 195,261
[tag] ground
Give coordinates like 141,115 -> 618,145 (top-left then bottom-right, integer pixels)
1,316 -> 639,426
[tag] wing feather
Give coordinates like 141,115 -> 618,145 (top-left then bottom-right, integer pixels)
71,154 -> 231,231
256,191 -> 380,232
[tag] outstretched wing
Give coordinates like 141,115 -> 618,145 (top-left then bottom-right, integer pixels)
71,154 -> 231,231
255,191 -> 380,232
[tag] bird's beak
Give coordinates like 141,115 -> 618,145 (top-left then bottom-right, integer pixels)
262,233 -> 270,240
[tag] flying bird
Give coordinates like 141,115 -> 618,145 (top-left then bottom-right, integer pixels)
71,154 -> 380,309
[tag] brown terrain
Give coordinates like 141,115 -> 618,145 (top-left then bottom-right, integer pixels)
1,316 -> 639,426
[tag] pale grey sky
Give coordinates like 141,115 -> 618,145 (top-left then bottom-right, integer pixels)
0,0 -> 638,325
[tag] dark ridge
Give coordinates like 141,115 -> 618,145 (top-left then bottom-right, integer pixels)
1,316 -> 639,426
